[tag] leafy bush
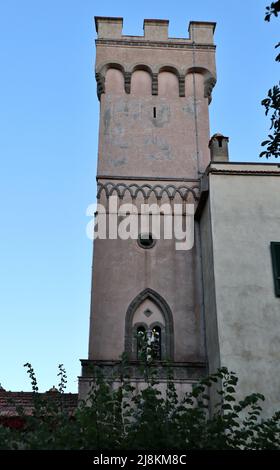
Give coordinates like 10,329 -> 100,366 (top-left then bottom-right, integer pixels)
1,358 -> 280,450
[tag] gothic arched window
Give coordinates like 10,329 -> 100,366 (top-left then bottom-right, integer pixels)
136,326 -> 162,361
151,326 -> 161,360
136,326 -> 146,360
125,288 -> 174,362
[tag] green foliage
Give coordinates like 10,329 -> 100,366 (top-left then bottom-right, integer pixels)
264,1 -> 280,22
260,84 -> 280,158
136,328 -> 161,367
260,3 -> 280,158
1,360 -> 280,450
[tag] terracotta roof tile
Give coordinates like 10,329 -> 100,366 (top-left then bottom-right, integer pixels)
0,390 -> 78,417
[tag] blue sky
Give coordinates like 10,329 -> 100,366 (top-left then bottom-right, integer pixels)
0,0 -> 278,393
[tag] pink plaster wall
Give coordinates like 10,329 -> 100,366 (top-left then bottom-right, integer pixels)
87,23 -> 216,366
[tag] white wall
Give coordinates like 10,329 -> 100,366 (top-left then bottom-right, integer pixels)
203,163 -> 280,416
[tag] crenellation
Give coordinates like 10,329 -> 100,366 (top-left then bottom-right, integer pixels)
143,19 -> 169,41
95,16 -> 216,45
94,18 -> 216,103
188,21 -> 216,44
94,16 -> 123,39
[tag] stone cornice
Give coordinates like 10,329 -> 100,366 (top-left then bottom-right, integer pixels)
208,168 -> 280,177
80,359 -> 207,381
97,175 -> 199,183
96,38 -> 216,51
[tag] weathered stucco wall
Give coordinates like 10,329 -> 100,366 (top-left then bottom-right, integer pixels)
203,163 -> 280,416
79,18 -> 216,398
98,74 -> 210,178
89,222 -> 205,363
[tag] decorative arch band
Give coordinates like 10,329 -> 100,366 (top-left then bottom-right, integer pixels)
97,182 -> 199,201
96,62 -> 216,100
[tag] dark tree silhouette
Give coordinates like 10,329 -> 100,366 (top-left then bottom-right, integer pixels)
260,2 -> 280,158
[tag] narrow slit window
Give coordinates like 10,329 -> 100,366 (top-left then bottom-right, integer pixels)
153,107 -> 156,118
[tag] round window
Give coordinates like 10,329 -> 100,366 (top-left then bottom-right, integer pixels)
137,233 -> 156,249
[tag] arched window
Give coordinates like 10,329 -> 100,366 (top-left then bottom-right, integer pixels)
125,288 -> 174,361
136,326 -> 162,361
136,326 -> 146,360
151,326 -> 161,360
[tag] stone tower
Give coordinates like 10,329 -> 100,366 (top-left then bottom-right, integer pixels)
79,17 -> 216,397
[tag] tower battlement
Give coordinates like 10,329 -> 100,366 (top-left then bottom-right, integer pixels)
94,17 -> 216,44
94,17 -> 217,179
94,17 -> 216,106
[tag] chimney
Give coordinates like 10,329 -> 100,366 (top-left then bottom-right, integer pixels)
209,133 -> 229,162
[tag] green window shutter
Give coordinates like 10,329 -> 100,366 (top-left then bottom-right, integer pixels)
271,242 -> 280,297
